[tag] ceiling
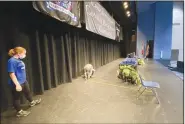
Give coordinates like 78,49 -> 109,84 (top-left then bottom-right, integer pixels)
100,1 -> 158,31
100,1 -> 137,31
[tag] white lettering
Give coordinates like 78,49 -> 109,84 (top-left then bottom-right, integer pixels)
48,2 -> 75,19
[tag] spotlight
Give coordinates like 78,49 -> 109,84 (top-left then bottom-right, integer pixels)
123,2 -> 128,6
124,4 -> 128,9
127,13 -> 130,17
126,11 -> 130,15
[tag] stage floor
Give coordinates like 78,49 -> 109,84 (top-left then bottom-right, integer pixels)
1,59 -> 183,123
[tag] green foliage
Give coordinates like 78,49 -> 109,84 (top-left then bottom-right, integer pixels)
138,58 -> 145,65
118,64 -> 142,85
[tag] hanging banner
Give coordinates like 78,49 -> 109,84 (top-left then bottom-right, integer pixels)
115,22 -> 121,42
84,2 -> 116,40
33,1 -> 81,28
120,27 -> 123,40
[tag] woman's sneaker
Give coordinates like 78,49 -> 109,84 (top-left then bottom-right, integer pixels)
30,98 -> 42,107
16,110 -> 30,117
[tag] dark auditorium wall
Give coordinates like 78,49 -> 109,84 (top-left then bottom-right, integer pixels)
120,28 -> 135,58
0,2 -> 121,112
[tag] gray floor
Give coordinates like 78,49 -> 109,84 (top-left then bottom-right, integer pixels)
1,59 -> 183,123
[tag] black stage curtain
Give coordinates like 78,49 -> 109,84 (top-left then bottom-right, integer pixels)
120,29 -> 136,57
0,2 -> 121,112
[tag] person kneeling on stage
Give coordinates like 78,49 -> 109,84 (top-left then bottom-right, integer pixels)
83,64 -> 95,80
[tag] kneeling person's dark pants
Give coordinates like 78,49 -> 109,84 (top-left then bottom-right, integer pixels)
11,81 -> 33,112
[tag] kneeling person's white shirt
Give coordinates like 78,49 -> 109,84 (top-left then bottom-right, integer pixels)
84,64 -> 95,79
